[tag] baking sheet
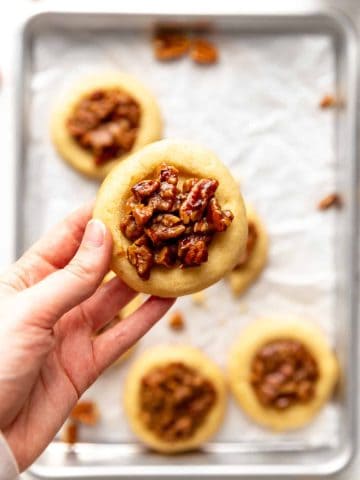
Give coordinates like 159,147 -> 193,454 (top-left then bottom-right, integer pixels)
25,28 -> 338,448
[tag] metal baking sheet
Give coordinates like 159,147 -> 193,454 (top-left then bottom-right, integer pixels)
14,4 -> 359,479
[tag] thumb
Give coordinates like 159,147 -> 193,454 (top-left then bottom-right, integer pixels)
18,219 -> 113,328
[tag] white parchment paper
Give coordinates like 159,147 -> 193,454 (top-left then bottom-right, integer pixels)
26,28 -> 337,448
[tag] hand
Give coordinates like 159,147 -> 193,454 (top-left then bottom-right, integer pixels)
0,203 -> 174,471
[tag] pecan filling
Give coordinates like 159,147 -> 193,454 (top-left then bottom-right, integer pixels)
67,88 -> 140,165
139,362 -> 217,442
120,164 -> 234,279
251,339 -> 319,410
235,220 -> 258,268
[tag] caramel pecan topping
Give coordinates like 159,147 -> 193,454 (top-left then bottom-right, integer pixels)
235,221 -> 258,268
153,30 -> 190,61
120,164 -> 233,279
139,362 -> 216,441
251,339 -> 319,410
190,39 -> 218,65
318,193 -> 342,210
67,88 -> 140,165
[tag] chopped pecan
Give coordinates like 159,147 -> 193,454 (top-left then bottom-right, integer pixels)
132,179 -> 160,200
139,362 -> 216,441
132,203 -> 154,226
145,215 -> 186,245
168,311 -> 185,330
318,193 -> 342,210
148,194 -> 174,212
159,163 -> 179,185
193,218 -> 213,234
154,245 -> 178,267
62,421 -> 78,445
251,339 -> 319,410
70,400 -> 100,426
153,30 -> 190,61
179,178 -> 218,224
207,197 -> 234,232
178,234 -> 209,266
120,214 -> 144,241
182,178 -> 199,193
319,94 -> 336,109
190,39 -> 218,65
127,236 -> 154,280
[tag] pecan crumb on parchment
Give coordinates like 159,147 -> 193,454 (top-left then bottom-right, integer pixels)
319,94 -> 337,109
70,400 -> 100,426
169,311 -> 185,331
62,421 -> 78,445
190,39 -> 218,65
318,193 -> 342,210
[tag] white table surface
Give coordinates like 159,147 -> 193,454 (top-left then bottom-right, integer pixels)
0,0 -> 359,478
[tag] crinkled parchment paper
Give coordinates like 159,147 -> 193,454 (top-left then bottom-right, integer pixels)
25,29 -> 337,448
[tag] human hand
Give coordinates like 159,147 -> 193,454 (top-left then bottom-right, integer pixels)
0,203 -> 174,471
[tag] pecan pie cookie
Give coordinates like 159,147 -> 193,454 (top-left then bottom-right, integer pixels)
94,139 -> 247,297
228,204 -> 268,296
124,345 -> 226,453
228,318 -> 338,431
51,72 -> 162,179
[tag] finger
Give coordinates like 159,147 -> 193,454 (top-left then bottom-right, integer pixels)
77,275 -> 136,333
93,296 -> 175,371
1,203 -> 93,292
18,219 -> 112,329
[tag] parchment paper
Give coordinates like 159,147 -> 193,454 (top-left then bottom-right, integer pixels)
26,28 -> 337,448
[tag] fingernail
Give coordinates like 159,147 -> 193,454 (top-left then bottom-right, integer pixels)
84,219 -> 106,247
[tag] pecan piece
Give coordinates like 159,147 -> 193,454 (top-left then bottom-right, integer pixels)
317,192 -> 342,210
182,178 -> 199,193
178,234 -> 209,266
120,214 -> 144,241
206,197 -> 234,232
319,94 -> 336,109
179,178 -> 218,224
127,236 -> 154,280
132,203 -> 154,226
168,311 -> 185,331
70,400 -> 100,426
153,31 -> 190,61
154,245 -> 178,267
190,39 -> 218,65
148,193 -> 174,212
132,179 -> 160,200
145,215 -> 186,245
158,163 -> 179,185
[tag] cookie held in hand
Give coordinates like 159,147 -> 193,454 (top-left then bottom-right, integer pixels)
94,140 -> 248,297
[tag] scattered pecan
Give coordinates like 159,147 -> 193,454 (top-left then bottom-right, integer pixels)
235,220 -> 258,267
179,179 -> 218,224
319,94 -> 336,109
153,30 -> 190,61
140,362 -> 216,441
318,193 -> 342,210
190,39 -> 218,65
127,236 -> 154,280
251,339 -> 319,410
62,421 -> 78,445
168,311 -> 185,331
67,88 -> 140,164
70,400 -> 100,426
120,164 -> 233,279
